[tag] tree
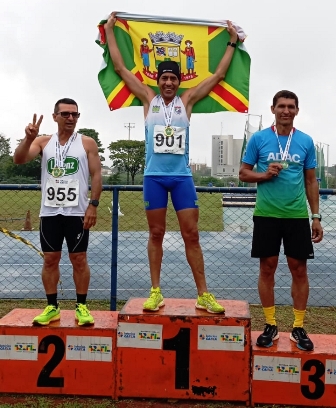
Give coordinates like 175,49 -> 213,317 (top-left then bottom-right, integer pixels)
108,140 -> 145,185
78,128 -> 105,163
0,134 -> 11,158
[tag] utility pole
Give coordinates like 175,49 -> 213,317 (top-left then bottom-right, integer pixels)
124,123 -> 135,184
124,123 -> 135,140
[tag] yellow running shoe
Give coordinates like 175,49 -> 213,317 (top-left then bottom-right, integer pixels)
195,292 -> 225,314
143,287 -> 164,311
75,303 -> 94,326
32,305 -> 61,325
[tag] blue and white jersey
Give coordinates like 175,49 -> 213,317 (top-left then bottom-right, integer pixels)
144,95 -> 191,176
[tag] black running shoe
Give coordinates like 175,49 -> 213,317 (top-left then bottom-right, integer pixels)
290,327 -> 314,351
256,324 -> 279,347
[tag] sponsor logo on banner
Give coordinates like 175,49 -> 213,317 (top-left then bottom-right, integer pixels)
0,335 -> 38,360
89,344 -> 111,353
325,360 -> 336,384
220,333 -> 244,343
253,356 -> 301,383
68,345 -> 86,352
139,331 -> 161,340
14,343 -> 36,352
198,326 -> 245,351
66,336 -> 112,362
117,323 -> 162,349
277,364 -> 299,374
118,331 -> 136,339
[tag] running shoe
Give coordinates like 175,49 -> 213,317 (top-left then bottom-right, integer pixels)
290,327 -> 314,351
256,324 -> 279,347
143,287 -> 164,311
75,303 -> 94,326
32,305 -> 61,326
195,292 -> 225,314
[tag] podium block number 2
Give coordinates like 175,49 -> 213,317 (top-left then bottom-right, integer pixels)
37,335 -> 65,388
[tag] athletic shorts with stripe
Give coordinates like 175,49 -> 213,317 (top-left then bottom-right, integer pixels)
40,215 -> 89,253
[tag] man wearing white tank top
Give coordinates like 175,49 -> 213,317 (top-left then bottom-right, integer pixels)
105,13 -> 239,313
14,98 -> 102,326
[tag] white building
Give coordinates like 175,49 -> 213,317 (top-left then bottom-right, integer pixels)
211,134 -> 243,177
211,115 -> 262,178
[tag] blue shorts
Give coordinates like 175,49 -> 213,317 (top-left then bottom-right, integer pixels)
143,176 -> 198,211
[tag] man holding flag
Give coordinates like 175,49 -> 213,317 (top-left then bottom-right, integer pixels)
104,12 -> 238,313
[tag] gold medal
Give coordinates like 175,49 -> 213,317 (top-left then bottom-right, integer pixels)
164,126 -> 174,137
281,161 -> 289,169
52,167 -> 65,178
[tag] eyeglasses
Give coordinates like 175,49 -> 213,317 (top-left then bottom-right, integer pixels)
56,112 -> 81,119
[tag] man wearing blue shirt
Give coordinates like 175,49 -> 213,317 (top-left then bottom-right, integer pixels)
240,90 -> 323,351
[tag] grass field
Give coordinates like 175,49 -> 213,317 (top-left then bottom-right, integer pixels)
0,190 -> 224,232
0,299 -> 335,408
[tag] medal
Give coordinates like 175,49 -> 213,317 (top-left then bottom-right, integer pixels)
273,126 -> 294,169
159,95 -> 176,138
164,126 -> 174,137
52,167 -> 65,178
53,132 -> 77,178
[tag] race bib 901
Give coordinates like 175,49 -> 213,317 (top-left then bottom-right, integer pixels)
153,125 -> 186,155
44,178 -> 79,207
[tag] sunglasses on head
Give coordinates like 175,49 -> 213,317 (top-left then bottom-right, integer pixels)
57,111 -> 80,119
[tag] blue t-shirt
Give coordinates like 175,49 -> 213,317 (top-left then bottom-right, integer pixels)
242,127 -> 317,218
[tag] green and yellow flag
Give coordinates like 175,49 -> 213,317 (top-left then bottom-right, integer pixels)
96,13 -> 250,113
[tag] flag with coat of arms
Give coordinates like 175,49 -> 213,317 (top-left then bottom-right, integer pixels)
96,12 -> 251,114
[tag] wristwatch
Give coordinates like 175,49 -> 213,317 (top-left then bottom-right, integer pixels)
89,199 -> 99,207
227,41 -> 237,48
311,213 -> 322,221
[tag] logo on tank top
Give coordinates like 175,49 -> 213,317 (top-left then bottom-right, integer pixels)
47,157 -> 79,177
152,105 -> 160,113
174,106 -> 182,115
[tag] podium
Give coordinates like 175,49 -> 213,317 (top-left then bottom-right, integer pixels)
251,331 -> 336,407
116,298 -> 251,403
0,309 -> 118,397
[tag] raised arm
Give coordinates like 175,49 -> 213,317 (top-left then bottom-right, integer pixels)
104,12 -> 155,110
181,21 -> 238,115
13,114 -> 44,164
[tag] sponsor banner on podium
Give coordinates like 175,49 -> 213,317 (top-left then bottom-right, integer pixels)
66,336 -> 112,362
117,323 -> 163,349
198,325 -> 245,351
253,356 -> 301,383
325,359 -> 336,384
0,335 -> 38,360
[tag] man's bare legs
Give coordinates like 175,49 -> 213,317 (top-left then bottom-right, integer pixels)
177,208 -> 207,295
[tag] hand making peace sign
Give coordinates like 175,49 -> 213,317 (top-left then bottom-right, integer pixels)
25,114 -> 43,141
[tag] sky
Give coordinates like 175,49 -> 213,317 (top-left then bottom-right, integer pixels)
1,0 -> 335,167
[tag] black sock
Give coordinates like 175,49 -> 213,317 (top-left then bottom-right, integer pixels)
76,294 -> 87,305
46,293 -> 58,308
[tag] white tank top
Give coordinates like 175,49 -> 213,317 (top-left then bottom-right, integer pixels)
39,133 -> 89,217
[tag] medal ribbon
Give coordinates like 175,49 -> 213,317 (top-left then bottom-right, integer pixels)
159,96 -> 176,128
55,132 -> 77,168
272,126 -> 294,162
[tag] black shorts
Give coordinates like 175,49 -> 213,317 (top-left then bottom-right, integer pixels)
40,215 -> 89,253
251,216 -> 314,260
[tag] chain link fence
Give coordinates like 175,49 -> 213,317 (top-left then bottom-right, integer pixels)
0,185 -> 335,309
